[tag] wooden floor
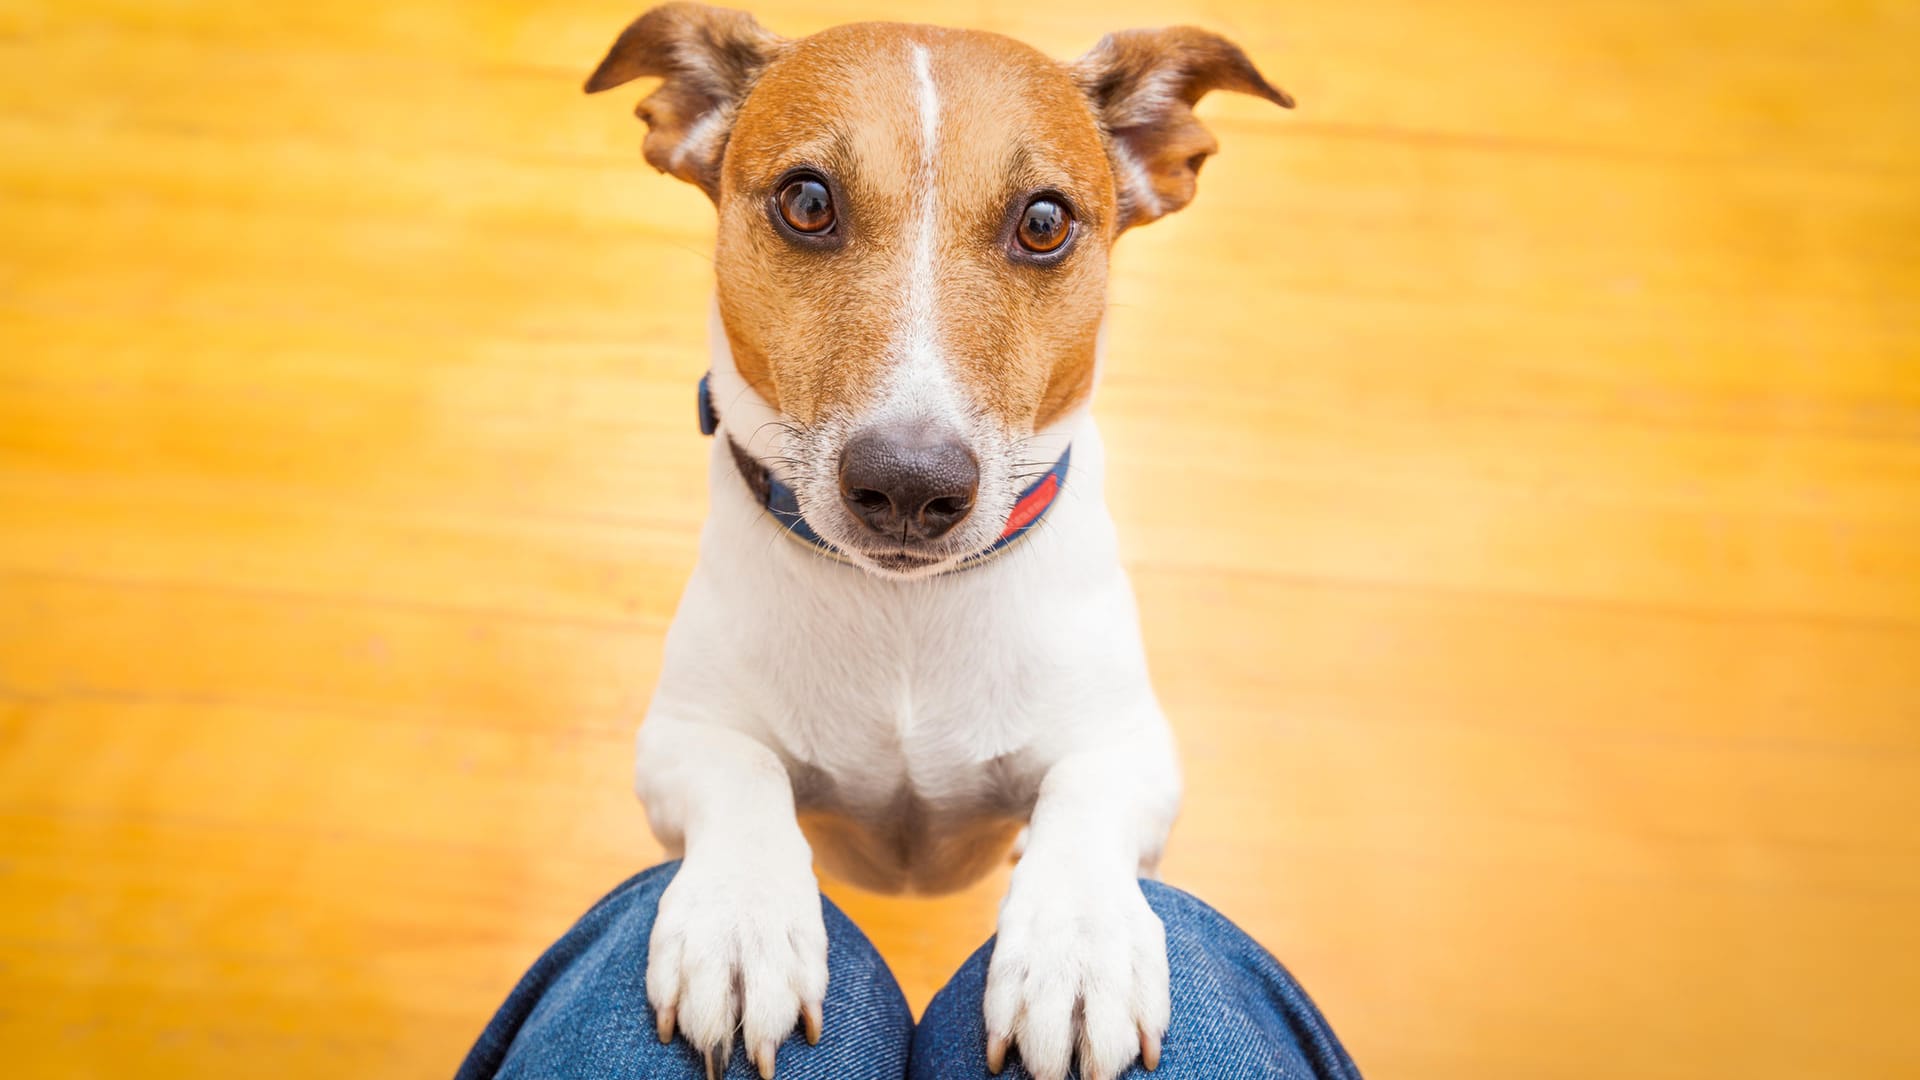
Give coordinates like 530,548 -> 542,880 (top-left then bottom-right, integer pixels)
3,1 -> 1917,1076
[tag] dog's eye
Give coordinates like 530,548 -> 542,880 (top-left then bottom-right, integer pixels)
1016,197 -> 1071,254
777,176 -> 835,234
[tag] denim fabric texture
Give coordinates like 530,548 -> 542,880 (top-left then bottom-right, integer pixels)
454,862 -> 912,1080
913,883 -> 1362,1080
457,864 -> 1361,1080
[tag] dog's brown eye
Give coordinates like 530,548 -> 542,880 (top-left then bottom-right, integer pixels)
1016,197 -> 1071,254
777,177 -> 834,234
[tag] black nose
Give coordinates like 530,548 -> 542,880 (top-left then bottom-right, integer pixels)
838,425 -> 980,541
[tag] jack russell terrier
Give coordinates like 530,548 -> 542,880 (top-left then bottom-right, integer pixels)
586,5 -> 1292,1078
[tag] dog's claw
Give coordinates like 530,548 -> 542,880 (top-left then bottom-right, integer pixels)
986,1033 -> 1008,1074
1141,1025 -> 1161,1071
803,1000 -> 823,1046
754,1038 -> 779,1079
656,1003 -> 676,1045
706,1037 -> 733,1080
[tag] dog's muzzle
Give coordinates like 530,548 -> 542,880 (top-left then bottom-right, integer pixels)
698,374 -> 1069,575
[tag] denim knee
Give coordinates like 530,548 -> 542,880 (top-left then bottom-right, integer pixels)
458,862 -> 913,1080
910,881 -> 1361,1080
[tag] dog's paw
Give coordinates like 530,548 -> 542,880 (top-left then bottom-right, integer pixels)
983,857 -> 1171,1080
647,851 -> 828,1079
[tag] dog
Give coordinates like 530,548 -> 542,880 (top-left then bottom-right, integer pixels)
585,6 -> 1292,1078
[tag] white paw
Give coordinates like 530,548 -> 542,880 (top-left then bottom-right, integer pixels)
647,850 -> 828,1079
983,858 -> 1171,1080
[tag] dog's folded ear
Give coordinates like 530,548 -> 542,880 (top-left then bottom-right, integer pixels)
585,3 -> 785,199
1071,27 -> 1293,232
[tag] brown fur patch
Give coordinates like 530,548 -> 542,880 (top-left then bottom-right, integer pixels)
584,3 -> 784,197
1072,27 -> 1294,230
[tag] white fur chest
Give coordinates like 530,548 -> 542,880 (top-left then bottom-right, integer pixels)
643,419 -> 1158,893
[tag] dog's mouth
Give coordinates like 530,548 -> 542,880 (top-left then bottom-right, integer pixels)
858,548 -> 949,575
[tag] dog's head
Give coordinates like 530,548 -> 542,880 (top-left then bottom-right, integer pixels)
588,4 -> 1291,576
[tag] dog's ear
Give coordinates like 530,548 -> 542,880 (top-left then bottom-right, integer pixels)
584,3 -> 785,200
1071,27 -> 1293,232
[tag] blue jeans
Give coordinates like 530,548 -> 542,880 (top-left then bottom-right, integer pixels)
457,863 -> 1361,1080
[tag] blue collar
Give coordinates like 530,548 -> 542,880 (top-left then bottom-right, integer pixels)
698,373 -> 1070,570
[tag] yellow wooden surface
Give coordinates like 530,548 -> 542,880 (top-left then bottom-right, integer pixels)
3,0 -> 1918,1076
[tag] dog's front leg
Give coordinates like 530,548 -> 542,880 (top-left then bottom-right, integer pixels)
636,716 -> 825,1080
984,721 -> 1181,1080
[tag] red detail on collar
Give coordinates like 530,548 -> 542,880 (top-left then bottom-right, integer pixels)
999,474 -> 1059,539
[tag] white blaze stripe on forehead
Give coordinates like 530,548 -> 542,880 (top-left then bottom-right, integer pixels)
898,45 -> 941,376
873,42 -> 964,427
908,43 -> 939,363
914,43 -> 940,150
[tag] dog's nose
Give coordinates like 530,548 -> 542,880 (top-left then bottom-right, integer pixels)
838,425 -> 979,541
